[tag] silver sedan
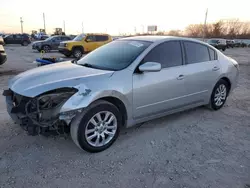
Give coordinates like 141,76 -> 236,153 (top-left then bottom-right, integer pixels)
3,36 -> 239,152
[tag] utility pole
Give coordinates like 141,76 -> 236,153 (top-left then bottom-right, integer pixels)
141,25 -> 144,34
20,17 -> 23,33
43,13 -> 46,33
63,20 -> 65,33
203,8 -> 208,41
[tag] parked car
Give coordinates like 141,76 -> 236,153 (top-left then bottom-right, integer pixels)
32,35 -> 72,52
226,40 -> 235,48
35,32 -> 49,40
0,36 -> 5,45
58,33 -> 112,58
3,34 -> 31,46
207,38 -> 227,51
0,45 -> 7,65
3,36 -> 239,152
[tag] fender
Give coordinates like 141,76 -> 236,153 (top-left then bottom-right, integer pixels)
60,83 -> 131,117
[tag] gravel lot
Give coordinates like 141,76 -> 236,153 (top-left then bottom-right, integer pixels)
0,46 -> 249,188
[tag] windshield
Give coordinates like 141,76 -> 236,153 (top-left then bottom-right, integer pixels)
208,39 -> 218,44
73,34 -> 86,41
45,37 -> 53,41
77,40 -> 152,71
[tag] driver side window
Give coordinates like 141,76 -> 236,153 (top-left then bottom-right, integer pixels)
143,41 -> 183,69
86,35 -> 96,42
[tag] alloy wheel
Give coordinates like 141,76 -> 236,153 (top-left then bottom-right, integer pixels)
214,84 -> 227,106
85,111 -> 117,147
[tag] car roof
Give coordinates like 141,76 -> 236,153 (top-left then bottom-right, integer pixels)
118,35 -> 209,45
86,33 -> 110,36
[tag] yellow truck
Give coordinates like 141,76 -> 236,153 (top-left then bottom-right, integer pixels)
58,33 -> 112,58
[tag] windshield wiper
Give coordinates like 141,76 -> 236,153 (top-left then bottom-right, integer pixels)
77,62 -> 116,71
82,63 -> 95,68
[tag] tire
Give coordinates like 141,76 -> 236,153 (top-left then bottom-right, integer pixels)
42,45 -> 50,52
22,41 -> 28,46
70,100 -> 122,153
208,79 -> 229,110
73,48 -> 83,58
222,47 -> 226,51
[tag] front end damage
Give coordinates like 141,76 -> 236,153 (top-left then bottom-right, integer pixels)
3,88 -> 82,136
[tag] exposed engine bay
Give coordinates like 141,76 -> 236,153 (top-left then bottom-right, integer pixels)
3,88 -> 79,136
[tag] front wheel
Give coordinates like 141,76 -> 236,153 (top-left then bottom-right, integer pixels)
70,100 -> 121,153
208,79 -> 229,110
73,48 -> 83,58
42,45 -> 50,52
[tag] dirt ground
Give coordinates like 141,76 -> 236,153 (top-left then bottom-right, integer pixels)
0,45 -> 249,188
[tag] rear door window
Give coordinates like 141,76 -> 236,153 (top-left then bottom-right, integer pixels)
208,48 -> 217,60
143,41 -> 183,68
183,41 -> 210,64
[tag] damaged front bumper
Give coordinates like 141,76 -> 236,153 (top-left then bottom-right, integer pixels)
3,89 -> 81,136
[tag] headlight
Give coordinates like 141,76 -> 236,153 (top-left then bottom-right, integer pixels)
37,88 -> 77,110
64,43 -> 67,47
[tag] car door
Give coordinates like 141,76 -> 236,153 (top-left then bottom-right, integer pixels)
133,41 -> 190,119
15,34 -> 23,44
85,35 -> 97,52
51,37 -> 62,50
181,41 -> 221,104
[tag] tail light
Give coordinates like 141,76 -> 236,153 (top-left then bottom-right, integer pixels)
228,57 -> 239,69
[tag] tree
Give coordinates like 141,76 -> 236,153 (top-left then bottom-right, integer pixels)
211,20 -> 225,37
185,24 -> 204,37
167,30 -> 182,36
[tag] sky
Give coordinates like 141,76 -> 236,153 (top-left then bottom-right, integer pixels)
0,0 -> 249,35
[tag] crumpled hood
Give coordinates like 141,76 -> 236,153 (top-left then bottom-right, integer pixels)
9,61 -> 114,97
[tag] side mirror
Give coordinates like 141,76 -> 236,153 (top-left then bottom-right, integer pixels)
139,62 -> 161,72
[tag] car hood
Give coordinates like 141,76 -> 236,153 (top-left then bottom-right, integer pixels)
32,41 -> 43,45
9,61 -> 114,97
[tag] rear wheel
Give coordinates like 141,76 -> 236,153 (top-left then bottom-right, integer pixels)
70,100 -> 121,153
22,41 -> 28,46
208,79 -> 229,110
73,48 -> 83,58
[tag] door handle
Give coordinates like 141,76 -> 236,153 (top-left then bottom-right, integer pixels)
177,75 -> 184,80
212,66 -> 220,71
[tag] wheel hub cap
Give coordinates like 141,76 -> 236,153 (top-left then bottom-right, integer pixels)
85,111 -> 117,147
214,84 -> 227,106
